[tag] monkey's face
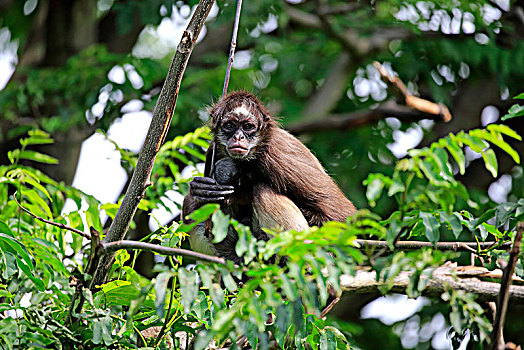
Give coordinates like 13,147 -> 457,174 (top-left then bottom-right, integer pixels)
216,104 -> 263,160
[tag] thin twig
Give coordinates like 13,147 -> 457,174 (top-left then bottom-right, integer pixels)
11,193 -> 512,256
221,0 -> 243,98
154,274 -> 176,346
320,297 -> 340,318
355,239 -> 512,252
206,0 -> 243,239
490,222 -> 524,349
65,227 -> 101,324
209,0 -> 243,178
13,192 -> 91,240
102,240 -> 226,265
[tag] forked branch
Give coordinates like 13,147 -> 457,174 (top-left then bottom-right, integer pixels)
373,61 -> 452,122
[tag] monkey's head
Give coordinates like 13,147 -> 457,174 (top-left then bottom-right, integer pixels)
209,91 -> 273,160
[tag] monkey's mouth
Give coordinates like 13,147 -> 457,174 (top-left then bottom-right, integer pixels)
228,146 -> 249,157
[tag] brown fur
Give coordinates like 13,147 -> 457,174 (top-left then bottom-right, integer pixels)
252,183 -> 309,232
183,91 -> 356,262
209,91 -> 355,227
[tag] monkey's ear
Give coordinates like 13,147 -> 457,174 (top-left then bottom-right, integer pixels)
209,111 -> 218,127
207,106 -> 221,128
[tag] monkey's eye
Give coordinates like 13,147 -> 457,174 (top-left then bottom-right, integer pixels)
223,121 -> 235,130
243,123 -> 256,131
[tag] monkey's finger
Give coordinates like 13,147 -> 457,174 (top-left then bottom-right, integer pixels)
193,195 -> 226,203
190,182 -> 235,192
193,176 -> 218,185
191,188 -> 234,198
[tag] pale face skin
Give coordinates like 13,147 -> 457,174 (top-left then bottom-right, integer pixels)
217,104 -> 262,160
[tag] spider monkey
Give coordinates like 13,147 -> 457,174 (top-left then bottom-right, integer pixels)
182,91 -> 356,263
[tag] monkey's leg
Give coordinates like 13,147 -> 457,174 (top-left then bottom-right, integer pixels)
252,184 -> 309,234
187,222 -> 243,264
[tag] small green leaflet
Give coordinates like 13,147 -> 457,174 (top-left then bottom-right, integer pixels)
420,212 -> 440,245
212,210 -> 230,243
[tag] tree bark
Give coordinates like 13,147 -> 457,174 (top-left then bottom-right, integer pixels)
341,263 -> 524,303
89,0 -> 216,290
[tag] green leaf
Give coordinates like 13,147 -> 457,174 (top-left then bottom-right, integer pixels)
516,198 -> 524,217
481,149 -> 497,177
478,225 -> 488,241
20,130 -> 54,147
365,177 -> 385,207
418,159 -> 444,184
100,281 -> 148,307
212,210 -> 230,244
470,208 -> 496,229
487,124 -> 522,141
24,177 -> 51,201
1,251 -> 18,279
514,93 -> 524,99
186,203 -> 219,222
155,272 -> 172,318
420,212 -> 440,245
470,128 -> 520,164
18,150 -> 59,165
85,203 -> 102,233
495,202 -> 517,228
280,274 -> 299,301
501,104 -> 524,121
0,232 -> 34,270
245,321 -> 260,349
7,150 -> 18,164
443,137 -> 465,174
179,268 -> 198,313
456,133 -> 488,153
92,314 -> 113,345
438,211 -> 462,239
387,173 -> 405,196
198,265 -> 224,307
0,221 -> 14,238
219,267 -> 238,293
24,189 -> 53,218
16,257 -> 45,291
430,147 -> 454,179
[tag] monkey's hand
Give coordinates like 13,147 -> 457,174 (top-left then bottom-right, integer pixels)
189,177 -> 235,204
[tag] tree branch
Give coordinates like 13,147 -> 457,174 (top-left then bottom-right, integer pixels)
300,53 -> 353,121
355,239 -> 512,252
341,263 -> 524,303
14,192 -> 512,256
89,0 -> 216,291
284,4 -> 322,28
373,61 -> 452,122
284,5 -> 453,131
13,193 -> 91,240
102,240 -> 226,265
490,222 -> 524,349
288,101 -> 449,134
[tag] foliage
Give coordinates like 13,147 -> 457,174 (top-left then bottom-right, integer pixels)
502,93 -> 524,121
0,116 -> 522,348
1,0 -> 524,349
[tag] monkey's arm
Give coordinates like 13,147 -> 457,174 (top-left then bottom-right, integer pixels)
183,181 -> 246,263
182,157 -> 238,259
252,184 -> 309,236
